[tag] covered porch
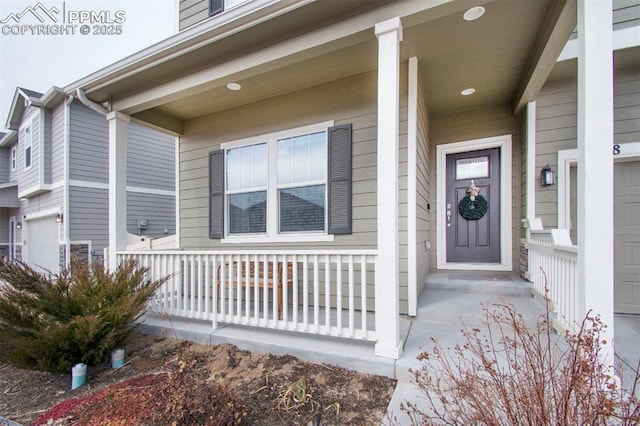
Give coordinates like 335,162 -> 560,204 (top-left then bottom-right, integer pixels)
72,0 -> 617,360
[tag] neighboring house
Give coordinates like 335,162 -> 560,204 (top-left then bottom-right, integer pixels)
0,87 -> 176,274
56,0 -> 637,360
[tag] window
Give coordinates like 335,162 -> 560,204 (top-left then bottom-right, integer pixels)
277,132 -> 327,233
226,143 -> 267,234
10,147 -> 16,170
24,126 -> 32,169
209,122 -> 352,241
225,129 -> 327,237
210,0 -> 249,17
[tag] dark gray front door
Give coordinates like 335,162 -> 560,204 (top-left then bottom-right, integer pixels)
446,148 -> 500,263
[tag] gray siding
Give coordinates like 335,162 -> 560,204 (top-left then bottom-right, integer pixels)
69,186 -> 108,252
127,122 -> 175,191
415,75 -> 432,291
69,102 -> 108,183
43,109 -> 52,185
179,71 -> 379,250
614,0 -> 640,30
179,0 -> 209,30
0,148 -> 10,183
430,104 -> 523,273
0,186 -> 19,208
179,71 -> 416,311
127,192 -> 176,238
51,102 -> 65,183
534,66 -> 640,229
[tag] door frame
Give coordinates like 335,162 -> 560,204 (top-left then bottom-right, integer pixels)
436,134 -> 513,271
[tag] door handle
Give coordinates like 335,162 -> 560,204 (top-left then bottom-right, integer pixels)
446,203 -> 451,227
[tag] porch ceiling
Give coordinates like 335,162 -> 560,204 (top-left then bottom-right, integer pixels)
77,0 -> 574,132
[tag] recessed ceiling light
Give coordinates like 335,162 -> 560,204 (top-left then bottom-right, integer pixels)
461,88 -> 476,96
463,6 -> 485,21
227,83 -> 242,91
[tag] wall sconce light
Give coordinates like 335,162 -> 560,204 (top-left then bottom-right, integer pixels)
16,222 -> 22,230
56,213 -> 63,223
540,165 -> 555,187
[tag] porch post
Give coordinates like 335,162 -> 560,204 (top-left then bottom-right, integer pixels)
577,0 -> 614,362
106,111 -> 129,271
374,16 -> 403,359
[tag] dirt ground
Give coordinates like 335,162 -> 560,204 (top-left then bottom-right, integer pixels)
0,331 -> 396,425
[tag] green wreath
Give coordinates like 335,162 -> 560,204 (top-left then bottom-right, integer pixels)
458,194 -> 488,220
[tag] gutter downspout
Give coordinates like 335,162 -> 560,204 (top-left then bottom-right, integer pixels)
64,96 -> 73,267
76,88 -> 108,116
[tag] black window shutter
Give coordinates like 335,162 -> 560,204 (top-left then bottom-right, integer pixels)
328,124 -> 352,235
209,150 -> 225,239
210,0 -> 224,16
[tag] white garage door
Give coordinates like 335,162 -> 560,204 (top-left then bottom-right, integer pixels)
614,160 -> 640,314
26,216 -> 59,274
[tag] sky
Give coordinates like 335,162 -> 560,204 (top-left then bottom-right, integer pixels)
0,0 -> 178,131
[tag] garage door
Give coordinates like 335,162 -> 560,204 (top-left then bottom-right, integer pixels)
26,216 -> 59,274
614,160 -> 640,314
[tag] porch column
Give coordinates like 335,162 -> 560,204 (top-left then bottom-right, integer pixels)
374,16 -> 403,359
106,111 -> 129,271
577,0 -> 614,362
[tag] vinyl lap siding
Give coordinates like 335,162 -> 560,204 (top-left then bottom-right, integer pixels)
127,192 -> 176,238
51,102 -> 65,183
534,67 -> 640,229
69,186 -> 108,251
69,102 -> 108,183
0,148 -> 9,182
614,0 -> 640,30
127,122 -> 175,191
179,72 -> 379,250
179,0 -> 209,30
415,77 -> 432,290
43,110 -> 52,185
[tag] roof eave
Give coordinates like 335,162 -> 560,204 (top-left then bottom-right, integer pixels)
63,0 -> 316,97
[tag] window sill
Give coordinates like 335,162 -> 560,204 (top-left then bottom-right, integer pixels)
221,234 -> 335,244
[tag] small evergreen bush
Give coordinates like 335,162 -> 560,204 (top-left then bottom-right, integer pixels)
0,259 -> 166,372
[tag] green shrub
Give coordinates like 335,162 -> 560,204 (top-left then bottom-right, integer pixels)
0,259 -> 166,372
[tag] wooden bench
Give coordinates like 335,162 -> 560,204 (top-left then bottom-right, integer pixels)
217,261 -> 294,319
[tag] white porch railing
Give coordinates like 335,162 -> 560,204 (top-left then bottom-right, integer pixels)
117,250 -> 377,342
526,230 -> 579,331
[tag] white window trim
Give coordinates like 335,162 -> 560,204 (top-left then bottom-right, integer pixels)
221,120 -> 335,244
24,124 -> 32,171
10,147 -> 16,171
436,134 -> 513,271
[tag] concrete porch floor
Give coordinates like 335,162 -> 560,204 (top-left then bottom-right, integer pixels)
137,272 -> 640,425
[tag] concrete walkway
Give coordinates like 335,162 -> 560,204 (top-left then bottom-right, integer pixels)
137,272 -> 640,425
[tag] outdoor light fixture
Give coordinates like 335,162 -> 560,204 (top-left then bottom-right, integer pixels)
16,222 -> 22,230
463,6 -> 485,21
56,213 -> 63,223
540,165 -> 555,187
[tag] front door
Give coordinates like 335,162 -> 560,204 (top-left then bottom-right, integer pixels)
446,148 -> 501,263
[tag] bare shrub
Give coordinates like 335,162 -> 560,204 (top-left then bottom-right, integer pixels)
402,282 -> 640,425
